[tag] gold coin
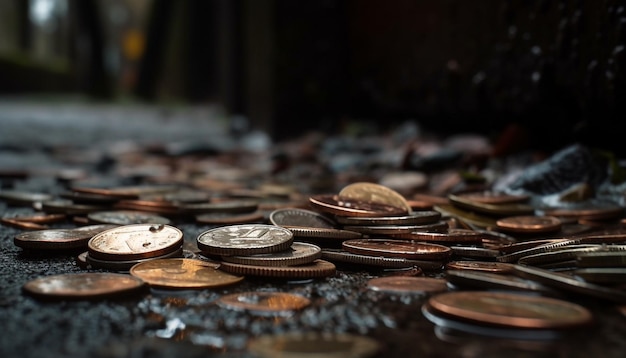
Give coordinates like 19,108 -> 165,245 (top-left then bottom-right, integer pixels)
428,291 -> 593,329
217,291 -> 310,315
249,332 -> 380,358
22,272 -> 146,300
338,182 -> 412,213
129,258 -> 243,289
367,276 -> 448,294
88,224 -> 183,261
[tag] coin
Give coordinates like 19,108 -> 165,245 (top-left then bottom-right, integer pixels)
22,272 -> 146,300
455,191 -> 529,205
1,218 -> 48,230
338,182 -> 412,213
445,260 -> 515,273
129,258 -> 243,289
541,202 -> 624,220
248,332 -> 380,358
427,291 -> 592,329
345,222 -> 448,236
516,246 -> 604,266
576,251 -> 626,267
195,211 -> 265,225
196,224 -> 293,256
217,291 -> 311,315
88,210 -> 171,225
0,190 -> 53,206
496,215 -> 562,234
342,239 -> 451,260
41,199 -> 106,215
114,199 -> 181,215
218,259 -> 336,278
513,264 -> 626,303
180,199 -> 259,214
367,276 -> 448,294
269,207 -> 336,228
221,242 -> 322,266
85,247 -> 183,271
574,268 -> 626,284
434,204 -> 497,229
449,246 -> 501,259
285,226 -> 362,240
445,270 -> 556,294
71,184 -> 178,198
309,195 -> 407,217
391,229 -> 484,244
334,211 -> 441,226
321,249 -> 444,271
14,228 -> 100,250
88,224 -> 183,261
448,194 -> 534,217
5,213 -> 66,224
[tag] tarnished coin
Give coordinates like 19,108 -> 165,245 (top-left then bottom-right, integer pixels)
455,191 -> 529,205
269,208 -> 336,228
249,332 -> 380,358
221,242 -> 322,266
321,249 -> 443,270
217,291 -> 311,315
88,210 -> 171,225
367,276 -> 448,294
0,190 -> 53,206
88,224 -> 183,261
309,195 -> 407,217
338,182 -> 412,213
334,211 -> 441,226
196,224 -> 293,256
129,258 -> 243,289
513,264 -> 626,303
496,215 -> 562,234
218,259 -> 336,279
448,194 -> 534,217
342,239 -> 451,261
22,272 -> 146,300
427,291 -> 592,329
195,211 -> 265,225
446,270 -> 556,294
445,261 -> 515,273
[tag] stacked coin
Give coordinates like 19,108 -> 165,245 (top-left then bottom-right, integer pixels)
197,224 -> 335,279
84,223 -> 184,270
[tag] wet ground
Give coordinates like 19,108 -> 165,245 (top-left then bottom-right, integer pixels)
2,101 -> 626,358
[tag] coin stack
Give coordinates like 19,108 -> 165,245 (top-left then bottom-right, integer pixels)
196,224 -> 336,279
83,223 -> 184,270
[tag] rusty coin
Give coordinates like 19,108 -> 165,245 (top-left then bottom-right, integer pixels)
218,259 -> 336,278
428,291 -> 593,329
217,291 -> 311,315
342,239 -> 451,260
309,195 -> 407,217
129,258 -> 243,289
367,276 -> 448,294
338,182 -> 412,213
197,224 -> 293,256
22,272 -> 146,300
496,215 -> 562,234
88,224 -> 183,261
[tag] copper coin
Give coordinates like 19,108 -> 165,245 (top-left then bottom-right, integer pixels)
218,259 -> 336,278
217,291 -> 311,315
321,249 -> 444,271
496,215 -> 562,233
367,276 -> 448,294
114,199 -> 180,215
269,207 -> 336,228
428,291 -> 593,329
334,211 -> 441,226
338,182 -> 412,213
249,332 -> 380,358
88,224 -> 183,261
445,260 -> 515,273
71,184 -> 178,198
22,272 -> 146,300
195,211 -> 265,225
345,222 -> 448,236
1,218 -> 48,230
196,224 -> 293,256
221,242 -> 322,267
15,228 -> 98,250
574,268 -> 626,284
88,210 -> 171,225
455,191 -> 529,205
309,195 -> 407,217
391,229 -> 484,244
342,239 -> 451,260
129,258 -> 243,289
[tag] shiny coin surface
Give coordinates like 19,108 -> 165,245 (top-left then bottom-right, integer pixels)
285,226 -> 362,240
195,211 -> 265,225
248,332 -> 380,358
88,224 -> 183,261
218,259 -> 336,278
342,239 -> 451,260
269,208 -> 336,228
367,276 -> 448,294
321,249 -> 443,270
22,272 -> 146,300
196,224 -> 293,256
334,211 -> 441,226
428,291 -> 592,329
309,195 -> 407,217
217,291 -> 311,315
445,260 -> 515,273
496,215 -> 562,234
129,258 -> 243,289
338,182 -> 412,213
88,210 -> 171,225
221,242 -> 322,267
345,222 -> 448,236
15,228 -> 100,250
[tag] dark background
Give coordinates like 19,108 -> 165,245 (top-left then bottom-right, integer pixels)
1,0 -> 625,154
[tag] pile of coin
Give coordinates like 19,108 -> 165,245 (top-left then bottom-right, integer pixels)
196,224 -> 336,279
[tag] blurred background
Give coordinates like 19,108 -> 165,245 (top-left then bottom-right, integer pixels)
0,0 -> 625,154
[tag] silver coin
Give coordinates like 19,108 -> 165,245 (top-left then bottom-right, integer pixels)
269,208 -> 336,228
88,224 -> 183,261
88,210 -> 171,225
221,242 -> 322,266
196,224 -> 293,256
334,211 -> 441,226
